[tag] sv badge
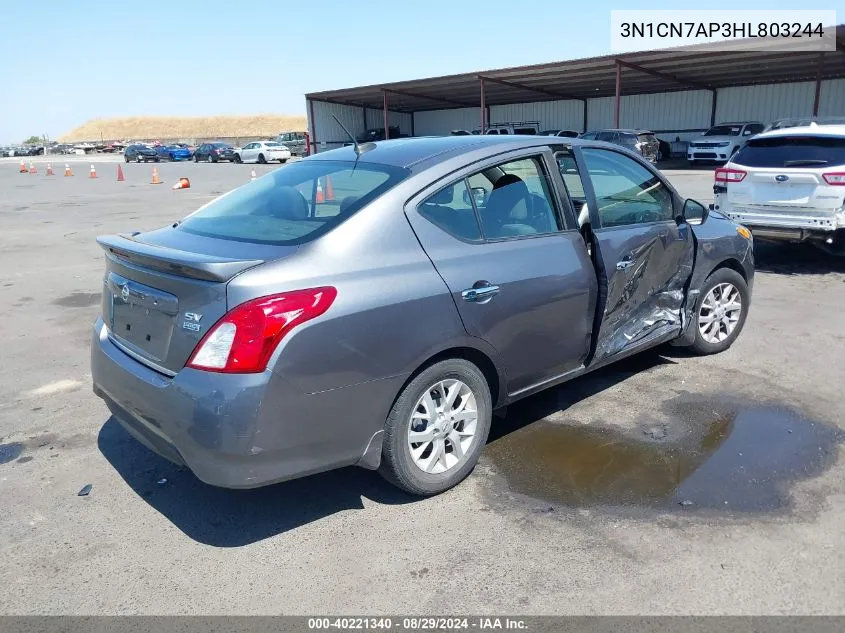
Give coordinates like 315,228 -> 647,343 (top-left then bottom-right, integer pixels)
182,312 -> 203,332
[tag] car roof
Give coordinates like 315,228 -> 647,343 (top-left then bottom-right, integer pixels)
306,135 -> 581,170
753,124 -> 845,139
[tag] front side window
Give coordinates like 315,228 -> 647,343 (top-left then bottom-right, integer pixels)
580,148 -> 674,228
177,160 -> 408,245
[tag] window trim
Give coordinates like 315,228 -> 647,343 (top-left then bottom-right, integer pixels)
573,144 -> 679,231
408,147 -> 574,244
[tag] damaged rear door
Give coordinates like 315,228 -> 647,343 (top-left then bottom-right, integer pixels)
574,146 -> 694,361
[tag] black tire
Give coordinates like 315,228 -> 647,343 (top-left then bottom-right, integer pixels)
378,359 -> 492,496
194,154 -> 199,163
257,153 -> 266,164
233,154 -> 242,163
124,155 -> 130,163
279,158 -> 287,164
687,267 -> 749,356
136,155 -> 142,163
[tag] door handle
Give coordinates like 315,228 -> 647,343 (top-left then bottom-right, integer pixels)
461,284 -> 500,302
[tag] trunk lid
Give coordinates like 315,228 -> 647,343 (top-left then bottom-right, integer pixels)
97,229 -> 298,375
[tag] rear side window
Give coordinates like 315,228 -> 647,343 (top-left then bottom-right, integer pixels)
733,136 -> 845,168
418,180 -> 482,241
177,160 -> 408,245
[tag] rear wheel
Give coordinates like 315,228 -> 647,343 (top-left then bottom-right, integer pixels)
688,268 -> 749,355
379,359 -> 492,496
207,154 -> 215,163
136,155 -> 142,163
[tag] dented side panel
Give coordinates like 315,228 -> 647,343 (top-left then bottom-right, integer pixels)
590,220 -> 694,361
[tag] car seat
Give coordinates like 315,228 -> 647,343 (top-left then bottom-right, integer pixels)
484,174 -> 536,237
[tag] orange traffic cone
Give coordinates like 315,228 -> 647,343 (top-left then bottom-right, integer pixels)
19,160 -> 26,173
250,169 -> 256,181
315,178 -> 325,203
172,177 -> 190,190
89,164 -> 97,179
325,176 -> 334,201
29,162 -> 37,174
151,167 -> 162,184
117,164 -> 125,182
64,164 -> 73,177
46,163 -> 54,176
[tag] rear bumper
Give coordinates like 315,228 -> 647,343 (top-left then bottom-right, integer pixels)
266,151 -> 291,161
715,198 -> 845,238
91,318 -> 400,488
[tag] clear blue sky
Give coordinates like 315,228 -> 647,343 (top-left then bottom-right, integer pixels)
0,1 -> 838,143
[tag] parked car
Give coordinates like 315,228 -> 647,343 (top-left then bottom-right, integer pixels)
123,144 -> 159,163
484,122 -> 540,135
764,116 -> 845,132
579,129 -> 660,163
156,143 -> 192,161
687,122 -> 765,164
193,142 -> 237,163
234,141 -> 291,164
356,126 -> 406,142
276,131 -> 307,156
713,123 -> 845,255
541,129 -> 581,138
102,142 -> 127,153
91,135 -> 753,496
450,130 -> 476,136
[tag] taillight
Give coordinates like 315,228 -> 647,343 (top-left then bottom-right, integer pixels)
186,287 -> 337,373
822,172 -> 845,186
714,168 -> 746,183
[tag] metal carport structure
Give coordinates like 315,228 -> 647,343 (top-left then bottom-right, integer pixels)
305,25 -> 845,149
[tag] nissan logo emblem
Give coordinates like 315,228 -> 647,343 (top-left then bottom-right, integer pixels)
775,175 -> 789,183
121,284 -> 130,302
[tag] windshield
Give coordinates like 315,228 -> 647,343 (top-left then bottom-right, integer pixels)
704,125 -> 742,136
176,160 -> 408,245
732,136 -> 845,168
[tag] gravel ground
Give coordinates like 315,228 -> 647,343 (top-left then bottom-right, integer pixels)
0,160 -> 843,615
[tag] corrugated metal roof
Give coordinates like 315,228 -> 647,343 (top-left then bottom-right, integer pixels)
307,26 -> 845,112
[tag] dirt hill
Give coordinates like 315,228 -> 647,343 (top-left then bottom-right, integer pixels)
59,114 -> 307,142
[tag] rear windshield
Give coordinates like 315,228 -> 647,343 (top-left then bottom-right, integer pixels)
264,142 -> 283,147
704,125 -> 742,136
732,136 -> 845,168
637,133 -> 655,142
176,160 -> 408,245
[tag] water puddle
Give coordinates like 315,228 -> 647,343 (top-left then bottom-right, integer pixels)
484,402 -> 842,511
52,292 -> 100,308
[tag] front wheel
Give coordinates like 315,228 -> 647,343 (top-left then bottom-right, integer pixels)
257,153 -> 266,164
124,155 -> 130,163
233,154 -> 242,163
379,359 -> 492,496
688,268 -> 749,355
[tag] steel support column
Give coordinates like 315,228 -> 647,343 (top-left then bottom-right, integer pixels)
383,91 -> 389,140
813,53 -> 824,116
614,60 -> 621,128
480,77 -> 486,132
709,89 -> 718,127
308,99 -> 317,155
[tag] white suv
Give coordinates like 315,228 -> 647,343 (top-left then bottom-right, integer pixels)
688,122 -> 765,164
713,123 -> 845,254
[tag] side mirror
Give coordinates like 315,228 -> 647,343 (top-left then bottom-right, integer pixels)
682,198 -> 709,225
463,186 -> 488,207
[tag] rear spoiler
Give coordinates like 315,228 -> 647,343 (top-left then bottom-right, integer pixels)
97,234 -> 264,282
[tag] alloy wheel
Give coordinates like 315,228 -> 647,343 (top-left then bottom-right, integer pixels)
698,282 -> 742,344
407,379 -> 478,474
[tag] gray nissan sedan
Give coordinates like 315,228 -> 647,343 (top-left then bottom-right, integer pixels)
91,135 -> 754,496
